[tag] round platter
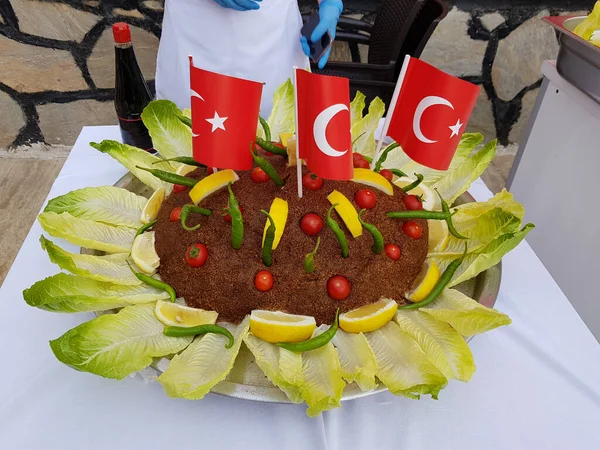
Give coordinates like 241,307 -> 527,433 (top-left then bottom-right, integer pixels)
87,172 -> 501,403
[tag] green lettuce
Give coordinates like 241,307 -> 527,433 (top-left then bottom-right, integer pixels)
23,273 -> 169,312
182,108 -> 192,119
421,289 -> 511,337
40,236 -> 140,285
141,100 -> 192,159
350,91 -> 366,127
38,211 -> 136,253
44,186 -> 146,229
351,96 -> 385,158
158,318 -> 249,399
50,303 -> 192,379
267,79 -> 295,138
394,310 -> 475,382
364,321 -> 447,399
330,328 -> 378,392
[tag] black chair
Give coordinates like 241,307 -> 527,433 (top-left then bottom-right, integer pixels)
310,0 -> 449,111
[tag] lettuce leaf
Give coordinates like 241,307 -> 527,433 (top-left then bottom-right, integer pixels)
182,108 -> 192,119
266,79 -> 295,138
330,328 -> 378,391
50,303 -> 192,379
23,273 -> 169,312
350,91 -> 366,127
158,318 -> 249,399
40,236 -> 140,285
421,289 -> 511,337
141,100 -> 192,159
44,186 -> 146,229
351,96 -> 385,158
394,310 -> 475,382
365,321 -> 447,399
38,211 -> 136,253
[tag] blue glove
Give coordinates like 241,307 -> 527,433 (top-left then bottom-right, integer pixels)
300,0 -> 343,69
213,0 -> 261,12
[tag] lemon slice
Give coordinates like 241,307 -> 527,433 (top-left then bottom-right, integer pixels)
280,132 -> 293,147
262,197 -> 288,250
352,168 -> 394,195
154,300 -> 218,327
428,219 -> 449,253
327,190 -> 363,238
405,260 -> 440,302
176,163 -> 197,177
339,298 -> 398,333
189,169 -> 239,205
131,231 -> 160,274
394,177 -> 436,211
140,186 -> 165,224
250,310 -> 316,343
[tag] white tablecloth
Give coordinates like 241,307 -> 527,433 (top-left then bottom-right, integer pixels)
1,126 -> 599,450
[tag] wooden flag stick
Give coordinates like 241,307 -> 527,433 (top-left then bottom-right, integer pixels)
293,67 -> 303,198
370,54 -> 411,170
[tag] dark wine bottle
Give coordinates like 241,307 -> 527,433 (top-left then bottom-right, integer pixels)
113,22 -> 153,151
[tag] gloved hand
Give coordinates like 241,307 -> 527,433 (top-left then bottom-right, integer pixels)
300,0 -> 343,69
213,0 -> 261,12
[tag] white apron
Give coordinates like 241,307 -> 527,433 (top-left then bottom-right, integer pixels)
156,0 -> 308,116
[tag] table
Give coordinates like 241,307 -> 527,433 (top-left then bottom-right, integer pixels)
1,126 -> 599,450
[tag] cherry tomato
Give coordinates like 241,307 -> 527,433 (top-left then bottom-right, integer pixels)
300,213 -> 323,236
207,167 -> 217,174
384,244 -> 401,261
353,153 -> 366,163
251,167 -> 271,183
379,169 -> 393,182
403,221 -> 423,239
173,184 -> 187,194
169,207 -> 182,222
353,158 -> 370,169
223,205 -> 243,223
255,270 -> 274,292
327,275 -> 351,301
403,195 -> 423,211
354,189 -> 376,209
185,243 -> 208,268
302,173 -> 324,191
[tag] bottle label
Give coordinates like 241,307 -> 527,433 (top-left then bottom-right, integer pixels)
118,116 -> 154,152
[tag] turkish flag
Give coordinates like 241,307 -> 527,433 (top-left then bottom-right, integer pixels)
190,57 -> 263,170
387,57 -> 480,170
295,69 -> 353,180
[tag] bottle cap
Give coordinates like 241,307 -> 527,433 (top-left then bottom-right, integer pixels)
112,22 -> 131,44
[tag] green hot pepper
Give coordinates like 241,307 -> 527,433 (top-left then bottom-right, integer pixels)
401,174 -> 424,193
327,203 -> 349,258
259,117 -> 271,142
303,237 -> 321,273
136,166 -> 198,187
255,137 -> 288,156
163,324 -> 235,348
250,144 -> 285,186
436,189 -> 468,240
131,269 -> 176,303
374,142 -> 400,172
226,182 -> 243,249
261,210 -> 276,267
135,219 -> 157,237
152,156 -> 205,168
390,168 -> 407,178
357,210 -> 384,254
180,205 -> 212,231
277,309 -> 339,353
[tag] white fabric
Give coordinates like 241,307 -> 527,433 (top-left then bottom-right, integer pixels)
156,0 -> 308,116
1,126 -> 599,449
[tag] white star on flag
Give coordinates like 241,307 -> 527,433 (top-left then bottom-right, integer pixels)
448,119 -> 463,138
206,111 -> 227,133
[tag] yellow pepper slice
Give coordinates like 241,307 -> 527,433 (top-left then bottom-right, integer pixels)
327,190 -> 363,238
262,197 -> 288,250
189,169 -> 239,205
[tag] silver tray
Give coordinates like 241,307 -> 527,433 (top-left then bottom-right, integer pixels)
88,172 -> 501,403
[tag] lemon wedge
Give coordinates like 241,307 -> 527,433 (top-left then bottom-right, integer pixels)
140,186 -> 165,224
339,298 -> 398,333
131,231 -> 160,274
154,300 -> 218,327
405,260 -> 440,302
250,310 -> 316,343
428,219 -> 449,253
176,163 -> 197,177
327,190 -> 363,238
189,169 -> 239,205
394,177 -> 436,211
352,168 -> 394,195
280,132 -> 293,147
262,197 -> 288,250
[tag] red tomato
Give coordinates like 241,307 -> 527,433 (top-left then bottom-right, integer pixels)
353,158 -> 370,169
300,213 -> 323,236
384,244 -> 401,261
327,275 -> 351,301
169,207 -> 182,222
223,205 -> 243,223
403,221 -> 423,239
403,195 -> 423,211
251,167 -> 270,183
379,169 -> 393,182
255,270 -> 274,292
207,167 -> 217,174
354,189 -> 376,209
185,243 -> 208,268
302,173 -> 324,191
353,153 -> 366,163
173,184 -> 187,194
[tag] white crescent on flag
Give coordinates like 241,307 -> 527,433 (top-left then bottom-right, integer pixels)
190,89 -> 204,137
413,96 -> 454,144
313,104 -> 349,158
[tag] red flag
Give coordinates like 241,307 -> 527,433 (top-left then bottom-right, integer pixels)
295,69 -> 352,180
190,57 -> 263,170
386,57 -> 480,170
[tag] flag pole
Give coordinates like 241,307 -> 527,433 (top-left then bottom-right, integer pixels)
370,54 -> 411,170
293,67 -> 303,198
